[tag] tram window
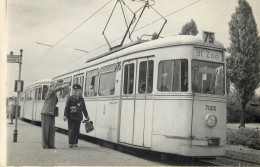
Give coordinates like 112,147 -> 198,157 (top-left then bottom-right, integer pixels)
192,60 -> 224,95
25,92 -> 27,101
99,72 -> 116,96
35,88 -> 38,100
28,91 -> 31,101
60,77 -> 72,99
138,60 -> 154,94
123,63 -> 134,94
38,87 -> 42,100
100,64 -> 117,73
22,93 -> 25,101
158,59 -> 188,92
42,85 -> 49,100
99,64 -> 116,96
85,69 -> 99,97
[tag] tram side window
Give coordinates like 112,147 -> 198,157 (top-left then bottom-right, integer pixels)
73,74 -> 84,96
25,92 -> 27,101
42,85 -> 49,100
60,77 -> 72,99
28,91 -> 32,101
123,63 -> 134,94
99,64 -> 116,96
38,87 -> 42,100
84,69 -> 99,97
158,59 -> 188,92
138,60 -> 154,94
22,93 -> 25,101
35,88 -> 38,100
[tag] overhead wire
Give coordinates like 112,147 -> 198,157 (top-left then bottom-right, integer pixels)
44,0 -> 203,78
134,0 -> 202,32
28,0 -> 113,73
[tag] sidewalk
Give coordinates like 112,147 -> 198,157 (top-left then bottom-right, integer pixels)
5,120 -> 160,166
4,120 -> 260,166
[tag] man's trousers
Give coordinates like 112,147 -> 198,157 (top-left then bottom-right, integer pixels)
68,119 -> 81,145
41,114 -> 55,148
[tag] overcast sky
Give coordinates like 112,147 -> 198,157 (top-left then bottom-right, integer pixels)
5,0 -> 260,96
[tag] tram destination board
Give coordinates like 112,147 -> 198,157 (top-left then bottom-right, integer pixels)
7,55 -> 20,63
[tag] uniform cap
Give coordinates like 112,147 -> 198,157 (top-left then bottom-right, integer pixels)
73,84 -> 82,90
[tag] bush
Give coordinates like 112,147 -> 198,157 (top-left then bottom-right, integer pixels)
227,128 -> 260,150
227,90 -> 260,123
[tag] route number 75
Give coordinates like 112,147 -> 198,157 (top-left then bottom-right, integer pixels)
203,31 -> 215,44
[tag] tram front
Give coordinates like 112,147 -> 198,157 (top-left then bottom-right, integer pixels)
184,44 -> 226,156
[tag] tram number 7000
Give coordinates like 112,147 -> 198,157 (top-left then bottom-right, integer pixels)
205,105 -> 216,111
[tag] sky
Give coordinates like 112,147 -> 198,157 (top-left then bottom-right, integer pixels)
4,0 -> 260,97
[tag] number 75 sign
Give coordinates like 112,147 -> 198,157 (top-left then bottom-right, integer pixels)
203,31 -> 215,44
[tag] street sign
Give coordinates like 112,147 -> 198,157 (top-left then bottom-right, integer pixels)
14,80 -> 24,92
7,54 -> 20,63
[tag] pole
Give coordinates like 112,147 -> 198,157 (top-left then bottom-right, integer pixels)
13,49 -> 23,142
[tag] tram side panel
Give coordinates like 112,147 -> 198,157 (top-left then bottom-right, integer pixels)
24,90 -> 34,120
152,97 -> 192,154
55,99 -> 68,130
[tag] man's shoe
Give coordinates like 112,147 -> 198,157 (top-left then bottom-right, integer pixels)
73,144 -> 78,147
49,147 -> 56,149
69,144 -> 73,148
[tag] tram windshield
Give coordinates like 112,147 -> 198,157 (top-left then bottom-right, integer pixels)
192,60 -> 224,95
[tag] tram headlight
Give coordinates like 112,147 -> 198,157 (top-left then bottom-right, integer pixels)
205,114 -> 217,128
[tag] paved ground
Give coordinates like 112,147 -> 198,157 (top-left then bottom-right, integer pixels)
4,120 -> 161,166
3,120 -> 260,166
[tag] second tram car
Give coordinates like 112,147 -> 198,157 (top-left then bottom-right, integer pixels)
21,35 -> 226,157
20,79 -> 51,123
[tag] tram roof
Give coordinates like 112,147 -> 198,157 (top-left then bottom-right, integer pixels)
53,35 -> 225,79
87,35 -> 225,63
24,78 -> 51,89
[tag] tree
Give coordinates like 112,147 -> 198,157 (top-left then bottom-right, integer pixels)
227,0 -> 260,127
179,19 -> 198,36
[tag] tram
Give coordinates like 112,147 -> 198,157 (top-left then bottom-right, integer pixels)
19,34 -> 224,157
19,79 -> 51,123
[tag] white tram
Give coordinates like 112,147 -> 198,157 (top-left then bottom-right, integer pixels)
19,79 -> 51,122
21,35 -> 226,157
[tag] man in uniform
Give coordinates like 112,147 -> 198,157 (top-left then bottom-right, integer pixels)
63,84 -> 89,148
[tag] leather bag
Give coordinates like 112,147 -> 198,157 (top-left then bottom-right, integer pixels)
84,121 -> 94,133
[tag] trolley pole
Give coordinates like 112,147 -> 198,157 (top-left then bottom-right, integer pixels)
13,49 -> 23,142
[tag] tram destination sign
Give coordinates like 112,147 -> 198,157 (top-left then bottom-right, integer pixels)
7,54 -> 20,63
193,48 -> 223,62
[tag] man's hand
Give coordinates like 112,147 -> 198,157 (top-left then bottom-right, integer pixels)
86,116 -> 90,121
63,116 -> 68,121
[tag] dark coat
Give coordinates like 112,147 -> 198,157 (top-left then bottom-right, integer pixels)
64,95 -> 88,121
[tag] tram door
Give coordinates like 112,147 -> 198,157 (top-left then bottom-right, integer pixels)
120,60 -> 136,144
120,57 -> 153,147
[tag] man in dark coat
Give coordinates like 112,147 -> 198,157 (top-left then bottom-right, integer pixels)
41,80 -> 69,149
63,84 -> 89,148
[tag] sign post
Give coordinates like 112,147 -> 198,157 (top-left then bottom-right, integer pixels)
7,49 -> 23,142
